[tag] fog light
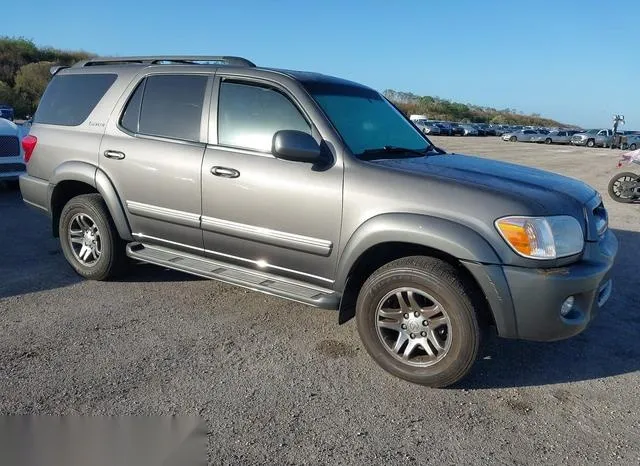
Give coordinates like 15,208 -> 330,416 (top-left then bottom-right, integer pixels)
560,296 -> 575,317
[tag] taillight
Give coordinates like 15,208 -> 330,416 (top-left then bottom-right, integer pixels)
22,135 -> 37,163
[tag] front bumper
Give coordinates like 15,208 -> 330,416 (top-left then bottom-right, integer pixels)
465,229 -> 618,341
571,139 -> 587,146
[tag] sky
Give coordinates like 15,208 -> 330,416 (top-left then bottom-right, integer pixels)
3,0 -> 638,128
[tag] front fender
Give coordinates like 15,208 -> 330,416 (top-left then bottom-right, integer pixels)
335,213 -> 501,292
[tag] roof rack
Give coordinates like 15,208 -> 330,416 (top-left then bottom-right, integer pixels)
73,56 -> 256,68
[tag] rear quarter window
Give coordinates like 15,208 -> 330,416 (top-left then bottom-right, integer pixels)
34,74 -> 117,126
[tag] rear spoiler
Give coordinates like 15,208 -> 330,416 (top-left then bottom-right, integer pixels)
49,65 -> 69,76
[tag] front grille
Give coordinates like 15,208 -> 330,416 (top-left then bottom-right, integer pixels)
0,163 -> 25,173
0,136 -> 20,157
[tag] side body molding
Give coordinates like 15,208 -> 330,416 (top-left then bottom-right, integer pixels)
47,161 -> 132,241
335,213 -> 501,292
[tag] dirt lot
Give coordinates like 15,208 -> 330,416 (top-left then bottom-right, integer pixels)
1,137 -> 639,464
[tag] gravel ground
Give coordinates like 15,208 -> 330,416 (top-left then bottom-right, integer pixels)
1,137 -> 639,465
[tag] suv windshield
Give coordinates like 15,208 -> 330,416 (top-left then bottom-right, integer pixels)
303,82 -> 429,157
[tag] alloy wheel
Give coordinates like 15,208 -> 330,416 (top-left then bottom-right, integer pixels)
375,287 -> 452,367
67,213 -> 102,266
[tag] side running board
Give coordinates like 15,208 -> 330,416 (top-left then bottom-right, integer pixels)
126,243 -> 340,310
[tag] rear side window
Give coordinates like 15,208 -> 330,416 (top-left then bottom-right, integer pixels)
217,81 -> 310,152
138,75 -> 207,142
120,80 -> 145,133
34,74 -> 117,126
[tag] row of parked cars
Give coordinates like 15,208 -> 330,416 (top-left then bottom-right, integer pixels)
501,127 -> 640,149
408,115 -> 518,137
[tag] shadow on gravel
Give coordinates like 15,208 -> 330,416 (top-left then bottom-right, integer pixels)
461,228 -> 640,389
0,185 -> 202,299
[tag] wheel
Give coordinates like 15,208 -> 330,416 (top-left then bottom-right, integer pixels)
509,136 -> 517,142
630,143 -> 637,151
59,193 -> 127,280
608,172 -> 640,203
356,256 -> 483,388
545,138 -> 552,144
586,139 -> 595,148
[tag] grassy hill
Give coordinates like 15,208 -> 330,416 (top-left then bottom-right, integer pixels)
0,37 -> 92,117
0,36 -> 570,127
384,89 -> 569,128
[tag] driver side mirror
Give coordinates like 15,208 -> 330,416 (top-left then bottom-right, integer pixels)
272,130 -> 322,163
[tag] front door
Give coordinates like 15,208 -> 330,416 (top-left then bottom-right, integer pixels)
100,73 -> 210,252
201,78 -> 343,286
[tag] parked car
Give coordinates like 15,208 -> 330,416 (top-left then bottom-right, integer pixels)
471,124 -> 486,136
460,124 -> 478,136
502,129 -> 541,142
0,104 -> 15,122
622,134 -> 640,151
0,118 -> 25,181
20,55 -> 617,388
449,123 -> 465,136
536,130 -> 573,144
571,129 -> 613,148
434,122 -> 452,136
414,120 -> 441,135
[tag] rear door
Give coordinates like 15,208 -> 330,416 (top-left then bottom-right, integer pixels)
100,73 -> 211,252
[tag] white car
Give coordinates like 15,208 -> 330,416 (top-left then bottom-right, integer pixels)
0,118 -> 26,181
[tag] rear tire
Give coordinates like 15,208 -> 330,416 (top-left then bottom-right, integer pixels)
630,143 -> 637,151
59,193 -> 127,280
356,256 -> 483,388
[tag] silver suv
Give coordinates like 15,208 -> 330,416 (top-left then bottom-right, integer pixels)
20,56 -> 618,387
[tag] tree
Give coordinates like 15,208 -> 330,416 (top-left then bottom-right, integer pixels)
14,62 -> 52,113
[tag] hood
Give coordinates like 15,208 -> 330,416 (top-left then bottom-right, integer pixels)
0,118 -> 19,136
370,153 -> 597,209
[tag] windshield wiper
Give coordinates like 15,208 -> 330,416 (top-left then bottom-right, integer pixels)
358,144 -> 443,160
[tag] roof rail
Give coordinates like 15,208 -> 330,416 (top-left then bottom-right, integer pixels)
73,56 -> 256,68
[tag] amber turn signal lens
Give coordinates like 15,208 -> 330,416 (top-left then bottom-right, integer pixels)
495,220 -> 532,256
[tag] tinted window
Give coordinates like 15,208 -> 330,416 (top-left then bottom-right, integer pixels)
120,80 -> 145,133
218,81 -> 310,152
35,74 -> 117,126
139,75 -> 207,141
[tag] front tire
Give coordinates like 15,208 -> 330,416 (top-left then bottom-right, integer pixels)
630,143 -> 637,151
59,193 -> 126,280
545,138 -> 552,144
509,136 -> 517,142
356,256 -> 482,388
608,172 -> 640,203
586,139 -> 595,148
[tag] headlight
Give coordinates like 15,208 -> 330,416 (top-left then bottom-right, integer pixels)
495,216 -> 584,259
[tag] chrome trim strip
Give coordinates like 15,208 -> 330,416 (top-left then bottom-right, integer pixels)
201,215 -> 332,256
202,248 -> 334,284
126,201 -> 200,228
132,233 -> 203,252
131,233 -> 334,284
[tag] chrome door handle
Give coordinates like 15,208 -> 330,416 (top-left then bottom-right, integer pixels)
210,166 -> 240,178
104,150 -> 126,160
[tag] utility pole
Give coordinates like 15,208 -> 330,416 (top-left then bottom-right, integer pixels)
612,114 -> 625,148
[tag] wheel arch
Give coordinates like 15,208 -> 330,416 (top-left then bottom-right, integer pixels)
335,214 -> 507,331
48,161 -> 132,240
